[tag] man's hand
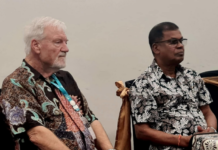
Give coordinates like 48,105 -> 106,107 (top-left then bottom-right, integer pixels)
197,126 -> 210,133
197,126 -> 216,133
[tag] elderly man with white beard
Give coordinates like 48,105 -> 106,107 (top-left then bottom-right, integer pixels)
0,17 -> 114,150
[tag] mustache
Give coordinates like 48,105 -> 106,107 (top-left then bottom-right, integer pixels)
59,52 -> 66,57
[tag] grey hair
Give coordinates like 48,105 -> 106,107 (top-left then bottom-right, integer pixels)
24,16 -> 67,55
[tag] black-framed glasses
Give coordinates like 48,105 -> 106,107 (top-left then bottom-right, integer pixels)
155,38 -> 188,46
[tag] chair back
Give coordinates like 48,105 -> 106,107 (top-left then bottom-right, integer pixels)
125,80 -> 150,150
200,70 -> 218,126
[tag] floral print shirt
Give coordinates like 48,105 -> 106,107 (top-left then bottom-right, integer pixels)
129,60 -> 213,150
0,60 -> 97,150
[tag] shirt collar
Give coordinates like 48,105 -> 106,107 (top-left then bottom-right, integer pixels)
21,59 -> 44,81
148,59 -> 184,80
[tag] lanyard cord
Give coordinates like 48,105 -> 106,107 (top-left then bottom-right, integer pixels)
51,74 -> 80,112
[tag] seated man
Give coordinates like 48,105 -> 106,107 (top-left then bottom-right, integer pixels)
0,17 -> 114,150
129,22 -> 217,150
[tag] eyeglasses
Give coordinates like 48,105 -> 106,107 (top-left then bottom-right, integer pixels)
155,38 -> 188,46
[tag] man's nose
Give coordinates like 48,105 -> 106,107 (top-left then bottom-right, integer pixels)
62,42 -> 69,52
177,40 -> 184,48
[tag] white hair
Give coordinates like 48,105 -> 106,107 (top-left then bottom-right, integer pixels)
24,16 -> 67,55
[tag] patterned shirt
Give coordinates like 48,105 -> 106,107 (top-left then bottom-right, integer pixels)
129,60 -> 213,150
0,60 -> 97,150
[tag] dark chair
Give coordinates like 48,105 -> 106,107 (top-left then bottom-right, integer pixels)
126,70 -> 218,149
125,80 -> 150,150
0,89 -> 15,150
199,70 -> 218,126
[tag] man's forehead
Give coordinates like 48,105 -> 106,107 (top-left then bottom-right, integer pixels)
44,26 -> 67,38
44,25 -> 64,31
162,30 -> 182,39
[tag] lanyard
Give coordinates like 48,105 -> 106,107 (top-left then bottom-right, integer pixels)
51,74 -> 80,112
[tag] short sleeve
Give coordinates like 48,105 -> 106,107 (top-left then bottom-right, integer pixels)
129,79 -> 159,124
0,78 -> 44,138
81,93 -> 98,124
196,75 -> 213,106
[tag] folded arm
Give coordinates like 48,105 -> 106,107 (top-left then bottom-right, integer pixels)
27,126 -> 70,150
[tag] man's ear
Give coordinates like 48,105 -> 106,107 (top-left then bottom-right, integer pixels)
31,39 -> 41,54
152,43 -> 160,55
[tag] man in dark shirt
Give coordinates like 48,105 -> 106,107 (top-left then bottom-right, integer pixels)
129,22 -> 217,150
0,17 -> 114,150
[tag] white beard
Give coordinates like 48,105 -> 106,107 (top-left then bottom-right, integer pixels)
51,56 -> 66,69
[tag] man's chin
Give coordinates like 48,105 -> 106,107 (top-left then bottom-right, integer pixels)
175,57 -> 184,64
51,63 -> 66,70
